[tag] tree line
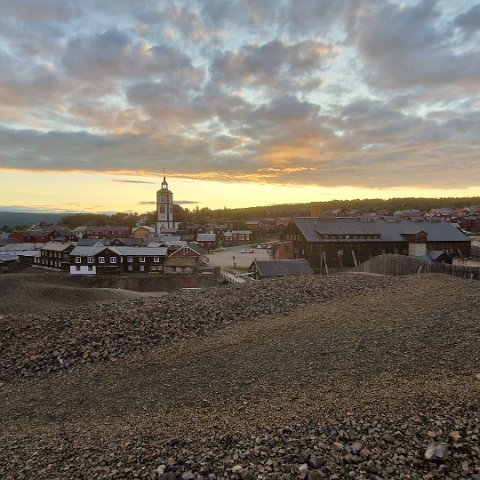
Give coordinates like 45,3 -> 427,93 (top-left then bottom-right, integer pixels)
2,196 -> 479,232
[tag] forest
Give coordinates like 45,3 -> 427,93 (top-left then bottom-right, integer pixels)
1,196 -> 479,231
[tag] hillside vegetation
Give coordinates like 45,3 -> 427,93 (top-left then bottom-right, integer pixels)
2,195 -> 479,230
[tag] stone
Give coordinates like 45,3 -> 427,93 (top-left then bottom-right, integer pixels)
299,463 -> 309,472
350,441 -> 363,455
240,469 -> 254,480
425,443 -> 448,463
449,431 -> 461,442
307,455 -> 324,468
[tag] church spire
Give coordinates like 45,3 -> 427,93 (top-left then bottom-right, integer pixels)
161,176 -> 168,190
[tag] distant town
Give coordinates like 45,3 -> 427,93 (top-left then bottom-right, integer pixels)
1,178 -> 479,278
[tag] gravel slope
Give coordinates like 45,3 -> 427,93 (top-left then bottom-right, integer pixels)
0,273 -> 479,479
0,272 -> 164,315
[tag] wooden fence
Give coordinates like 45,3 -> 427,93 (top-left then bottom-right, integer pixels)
353,254 -> 480,280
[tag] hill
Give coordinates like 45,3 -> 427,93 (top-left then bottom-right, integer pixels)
0,273 -> 479,478
0,272 -> 165,315
0,211 -> 65,228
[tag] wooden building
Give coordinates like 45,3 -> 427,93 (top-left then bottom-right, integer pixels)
195,233 -> 217,252
248,259 -> 313,279
34,241 -> 75,270
69,246 -> 168,275
281,217 -> 471,272
169,243 -> 208,266
163,257 -> 197,274
77,226 -> 131,239
223,230 -> 253,246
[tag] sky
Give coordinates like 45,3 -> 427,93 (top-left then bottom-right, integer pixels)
1,0 -> 479,213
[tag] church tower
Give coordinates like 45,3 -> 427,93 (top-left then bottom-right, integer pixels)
156,176 -> 175,232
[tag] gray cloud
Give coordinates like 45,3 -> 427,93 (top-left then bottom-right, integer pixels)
348,0 -> 480,92
113,179 -> 155,184
0,0 -> 479,194
211,38 -> 336,92
175,200 -> 200,205
454,4 -> 480,36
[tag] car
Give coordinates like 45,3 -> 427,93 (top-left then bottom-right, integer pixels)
240,248 -> 247,253
248,249 -> 255,253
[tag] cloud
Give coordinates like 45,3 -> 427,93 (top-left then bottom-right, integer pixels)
210,38 -> 336,92
175,200 -> 200,205
113,179 -> 155,184
348,0 -> 480,93
454,4 -> 480,36
0,0 -> 479,197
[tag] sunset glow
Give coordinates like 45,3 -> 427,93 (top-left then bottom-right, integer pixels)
1,0 -> 479,213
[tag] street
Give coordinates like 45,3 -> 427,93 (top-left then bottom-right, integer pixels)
206,244 -> 271,270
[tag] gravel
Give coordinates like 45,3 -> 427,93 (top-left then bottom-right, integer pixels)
0,273 -> 479,479
0,273 -> 400,382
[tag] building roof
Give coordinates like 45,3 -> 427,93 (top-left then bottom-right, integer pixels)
41,241 -> 75,252
70,246 -> 168,257
224,230 -> 253,235
188,242 -> 207,255
109,237 -> 142,246
113,246 -> 168,256
133,226 -> 156,233
252,259 -> 314,277
426,250 -> 449,261
70,246 -> 110,257
196,233 -> 216,242
85,226 -> 130,232
292,217 -> 470,243
0,242 -> 45,253
77,239 -> 108,246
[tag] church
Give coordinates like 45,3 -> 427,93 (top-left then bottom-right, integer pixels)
156,176 -> 178,233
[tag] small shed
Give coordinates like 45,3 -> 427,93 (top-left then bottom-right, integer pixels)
248,259 -> 314,279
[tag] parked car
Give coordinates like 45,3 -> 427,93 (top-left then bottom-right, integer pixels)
240,249 -> 247,253
248,249 -> 255,253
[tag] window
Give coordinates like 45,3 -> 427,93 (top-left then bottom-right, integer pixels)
110,257 -> 117,264
88,265 -> 93,271
140,265 -> 145,272
139,256 -> 145,263
98,257 -> 105,264
127,256 -> 133,263
154,256 -> 160,263
76,266 -> 80,271
87,257 -> 94,264
75,257 -> 81,264
128,265 -> 133,271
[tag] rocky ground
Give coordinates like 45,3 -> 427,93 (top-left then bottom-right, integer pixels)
0,273 -> 479,479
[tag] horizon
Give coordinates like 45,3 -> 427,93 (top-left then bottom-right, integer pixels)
1,1 -> 480,212
1,193 -> 480,218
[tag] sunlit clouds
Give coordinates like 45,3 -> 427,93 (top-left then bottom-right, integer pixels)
1,0 -> 480,212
